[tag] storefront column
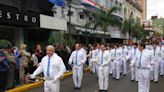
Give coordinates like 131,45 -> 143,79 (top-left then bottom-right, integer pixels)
15,27 -> 24,47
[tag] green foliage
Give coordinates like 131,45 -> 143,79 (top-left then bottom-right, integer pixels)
0,39 -> 12,49
85,6 -> 121,42
48,32 -> 76,47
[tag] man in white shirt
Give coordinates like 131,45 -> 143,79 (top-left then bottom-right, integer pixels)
129,43 -> 139,81
150,43 -> 161,83
111,44 -> 122,80
30,45 -> 66,92
121,44 -> 129,75
96,44 -> 111,92
160,43 -> 164,76
87,46 -> 96,73
69,43 -> 87,89
131,43 -> 151,92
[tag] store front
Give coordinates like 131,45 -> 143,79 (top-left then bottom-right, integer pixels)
0,4 -> 40,47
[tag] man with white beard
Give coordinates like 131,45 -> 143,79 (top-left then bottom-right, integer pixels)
69,43 -> 86,89
30,45 -> 66,92
130,43 -> 152,92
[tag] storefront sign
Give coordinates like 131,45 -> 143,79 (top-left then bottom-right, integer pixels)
0,4 -> 39,27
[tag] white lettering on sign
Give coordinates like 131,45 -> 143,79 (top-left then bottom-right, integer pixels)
24,15 -> 28,22
0,10 -> 2,18
16,14 -> 20,20
7,12 -> 11,19
32,17 -> 37,23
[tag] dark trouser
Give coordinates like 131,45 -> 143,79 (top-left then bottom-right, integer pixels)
0,71 -> 7,92
15,69 -> 20,85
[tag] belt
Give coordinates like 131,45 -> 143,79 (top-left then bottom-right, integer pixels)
45,77 -> 54,80
137,67 -> 149,70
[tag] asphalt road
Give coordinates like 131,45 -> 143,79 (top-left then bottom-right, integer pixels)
26,72 -> 164,92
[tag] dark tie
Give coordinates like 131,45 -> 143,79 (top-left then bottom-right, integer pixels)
154,48 -> 156,56
101,52 -> 104,64
46,57 -> 51,77
75,51 -> 78,65
114,49 -> 116,57
139,51 -> 142,68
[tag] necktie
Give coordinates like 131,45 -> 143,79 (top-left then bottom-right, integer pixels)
134,48 -> 136,55
75,51 -> 78,65
114,49 -> 116,57
101,52 -> 104,64
154,48 -> 156,56
139,51 -> 142,68
46,57 -> 51,77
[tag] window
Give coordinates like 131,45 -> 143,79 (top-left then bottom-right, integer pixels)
79,14 -> 85,19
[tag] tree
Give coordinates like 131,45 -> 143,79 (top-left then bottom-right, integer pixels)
85,6 -> 121,43
0,39 -> 12,49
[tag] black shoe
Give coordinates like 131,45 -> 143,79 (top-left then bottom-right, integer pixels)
154,81 -> 158,83
99,90 -> 104,92
77,87 -> 81,90
116,78 -> 119,80
74,87 -> 78,89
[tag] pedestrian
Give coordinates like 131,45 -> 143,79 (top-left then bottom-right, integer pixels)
130,43 -> 152,92
30,45 -> 66,92
19,44 -> 31,84
150,43 -> 161,83
95,44 -> 111,92
87,46 -> 96,73
0,46 -> 9,92
35,44 -> 45,63
111,44 -> 122,80
69,43 -> 87,90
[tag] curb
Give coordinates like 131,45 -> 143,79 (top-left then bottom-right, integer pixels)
7,68 -> 90,92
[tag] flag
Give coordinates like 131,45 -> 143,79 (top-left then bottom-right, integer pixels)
49,0 -> 65,6
80,0 -> 98,9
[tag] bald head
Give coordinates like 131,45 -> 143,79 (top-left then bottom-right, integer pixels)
46,45 -> 55,57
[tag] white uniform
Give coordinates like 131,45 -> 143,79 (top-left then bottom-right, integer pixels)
88,50 -> 96,73
131,49 -> 151,92
160,45 -> 164,76
96,50 -> 111,90
111,48 -> 122,79
150,47 -> 161,82
95,49 -> 101,76
130,47 -> 139,81
31,53 -> 66,92
121,47 -> 130,75
69,50 -> 86,88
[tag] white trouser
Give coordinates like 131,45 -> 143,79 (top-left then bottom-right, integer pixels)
160,59 -> 164,75
109,61 -> 114,74
98,66 -> 109,90
72,65 -> 83,88
89,60 -> 96,73
151,62 -> 159,81
113,60 -> 120,79
44,80 -> 60,92
130,66 -> 138,81
122,57 -> 127,75
138,69 -> 150,92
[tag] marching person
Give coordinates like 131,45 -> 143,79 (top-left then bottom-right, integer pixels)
130,43 -> 152,92
129,43 -> 139,81
121,44 -> 129,75
111,44 -> 122,80
150,43 -> 161,83
160,43 -> 164,76
30,45 -> 66,92
87,46 -> 96,73
69,43 -> 86,89
95,44 -> 111,92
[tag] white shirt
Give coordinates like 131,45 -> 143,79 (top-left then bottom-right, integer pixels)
97,50 -> 111,67
69,50 -> 87,66
111,48 -> 122,60
32,53 -> 66,79
132,49 -> 152,69
150,47 -> 161,62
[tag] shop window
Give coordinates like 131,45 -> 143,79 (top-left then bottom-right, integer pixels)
80,14 -> 85,20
